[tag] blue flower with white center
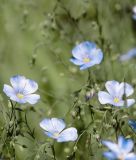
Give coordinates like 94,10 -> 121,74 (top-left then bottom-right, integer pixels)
102,136 -> 136,160
70,41 -> 103,70
128,120 -> 136,132
98,80 -> 135,107
119,48 -> 136,61
40,118 -> 78,142
3,75 -> 40,104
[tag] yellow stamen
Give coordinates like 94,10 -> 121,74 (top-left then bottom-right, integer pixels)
53,132 -> 59,138
114,97 -> 119,103
83,58 -> 90,63
16,93 -> 24,99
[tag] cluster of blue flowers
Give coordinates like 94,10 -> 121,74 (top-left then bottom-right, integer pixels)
70,41 -> 136,160
2,41 -> 136,159
3,75 -> 78,143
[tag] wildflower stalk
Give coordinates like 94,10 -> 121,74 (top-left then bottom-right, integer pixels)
24,111 -> 35,139
51,141 -> 57,160
1,100 -> 18,159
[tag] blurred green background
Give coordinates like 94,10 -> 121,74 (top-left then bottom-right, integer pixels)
1,0 -> 136,159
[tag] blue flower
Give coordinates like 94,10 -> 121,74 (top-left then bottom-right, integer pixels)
40,118 -> 78,142
3,75 -> 40,104
98,80 -> 135,107
132,6 -> 136,20
119,48 -> 136,61
128,120 -> 136,132
70,41 -> 103,70
102,136 -> 136,160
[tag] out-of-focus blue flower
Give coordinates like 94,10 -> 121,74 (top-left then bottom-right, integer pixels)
40,118 -> 78,142
120,48 -> 136,61
132,6 -> 136,20
102,136 -> 136,160
3,75 -> 40,104
70,41 -> 103,70
128,120 -> 136,132
98,80 -> 135,107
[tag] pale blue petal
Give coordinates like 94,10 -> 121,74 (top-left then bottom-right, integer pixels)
102,140 -> 120,154
98,91 -> 113,105
128,120 -> 136,132
126,99 -> 135,107
10,96 -> 27,104
118,136 -> 134,153
120,48 -> 136,61
3,84 -> 15,97
80,61 -> 96,70
10,75 -> 27,92
105,80 -> 120,96
44,131 -> 58,140
40,118 -> 66,133
111,100 -> 124,107
23,79 -> 38,95
72,41 -> 96,60
3,85 -> 26,103
25,94 -> 40,104
89,49 -> 103,64
70,58 -> 84,65
40,119 -> 56,132
57,127 -> 78,142
132,14 -> 136,20
103,151 -> 117,160
120,54 -> 132,61
125,153 -> 136,160
127,48 -> 136,58
119,83 -> 134,97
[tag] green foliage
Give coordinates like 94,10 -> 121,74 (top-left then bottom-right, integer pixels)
1,0 -> 136,159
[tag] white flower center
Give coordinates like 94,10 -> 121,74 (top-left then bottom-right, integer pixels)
16,93 -> 24,99
113,97 -> 120,103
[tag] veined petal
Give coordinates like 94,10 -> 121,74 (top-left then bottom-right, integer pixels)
125,153 -> 136,160
57,127 -> 78,142
102,140 -> 120,154
105,80 -> 120,96
89,48 -> 103,64
128,120 -> 136,132
70,58 -> 84,65
118,136 -> 134,153
126,99 -> 135,107
25,94 -> 40,104
40,118 -> 66,133
98,91 -> 113,104
103,151 -> 117,160
119,83 -> 134,97
80,61 -> 96,70
10,75 -> 27,92
72,41 -> 96,60
3,84 -> 15,97
23,79 -> 38,95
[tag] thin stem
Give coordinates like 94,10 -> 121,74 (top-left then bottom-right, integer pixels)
51,142 -> 57,160
24,111 -> 35,139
